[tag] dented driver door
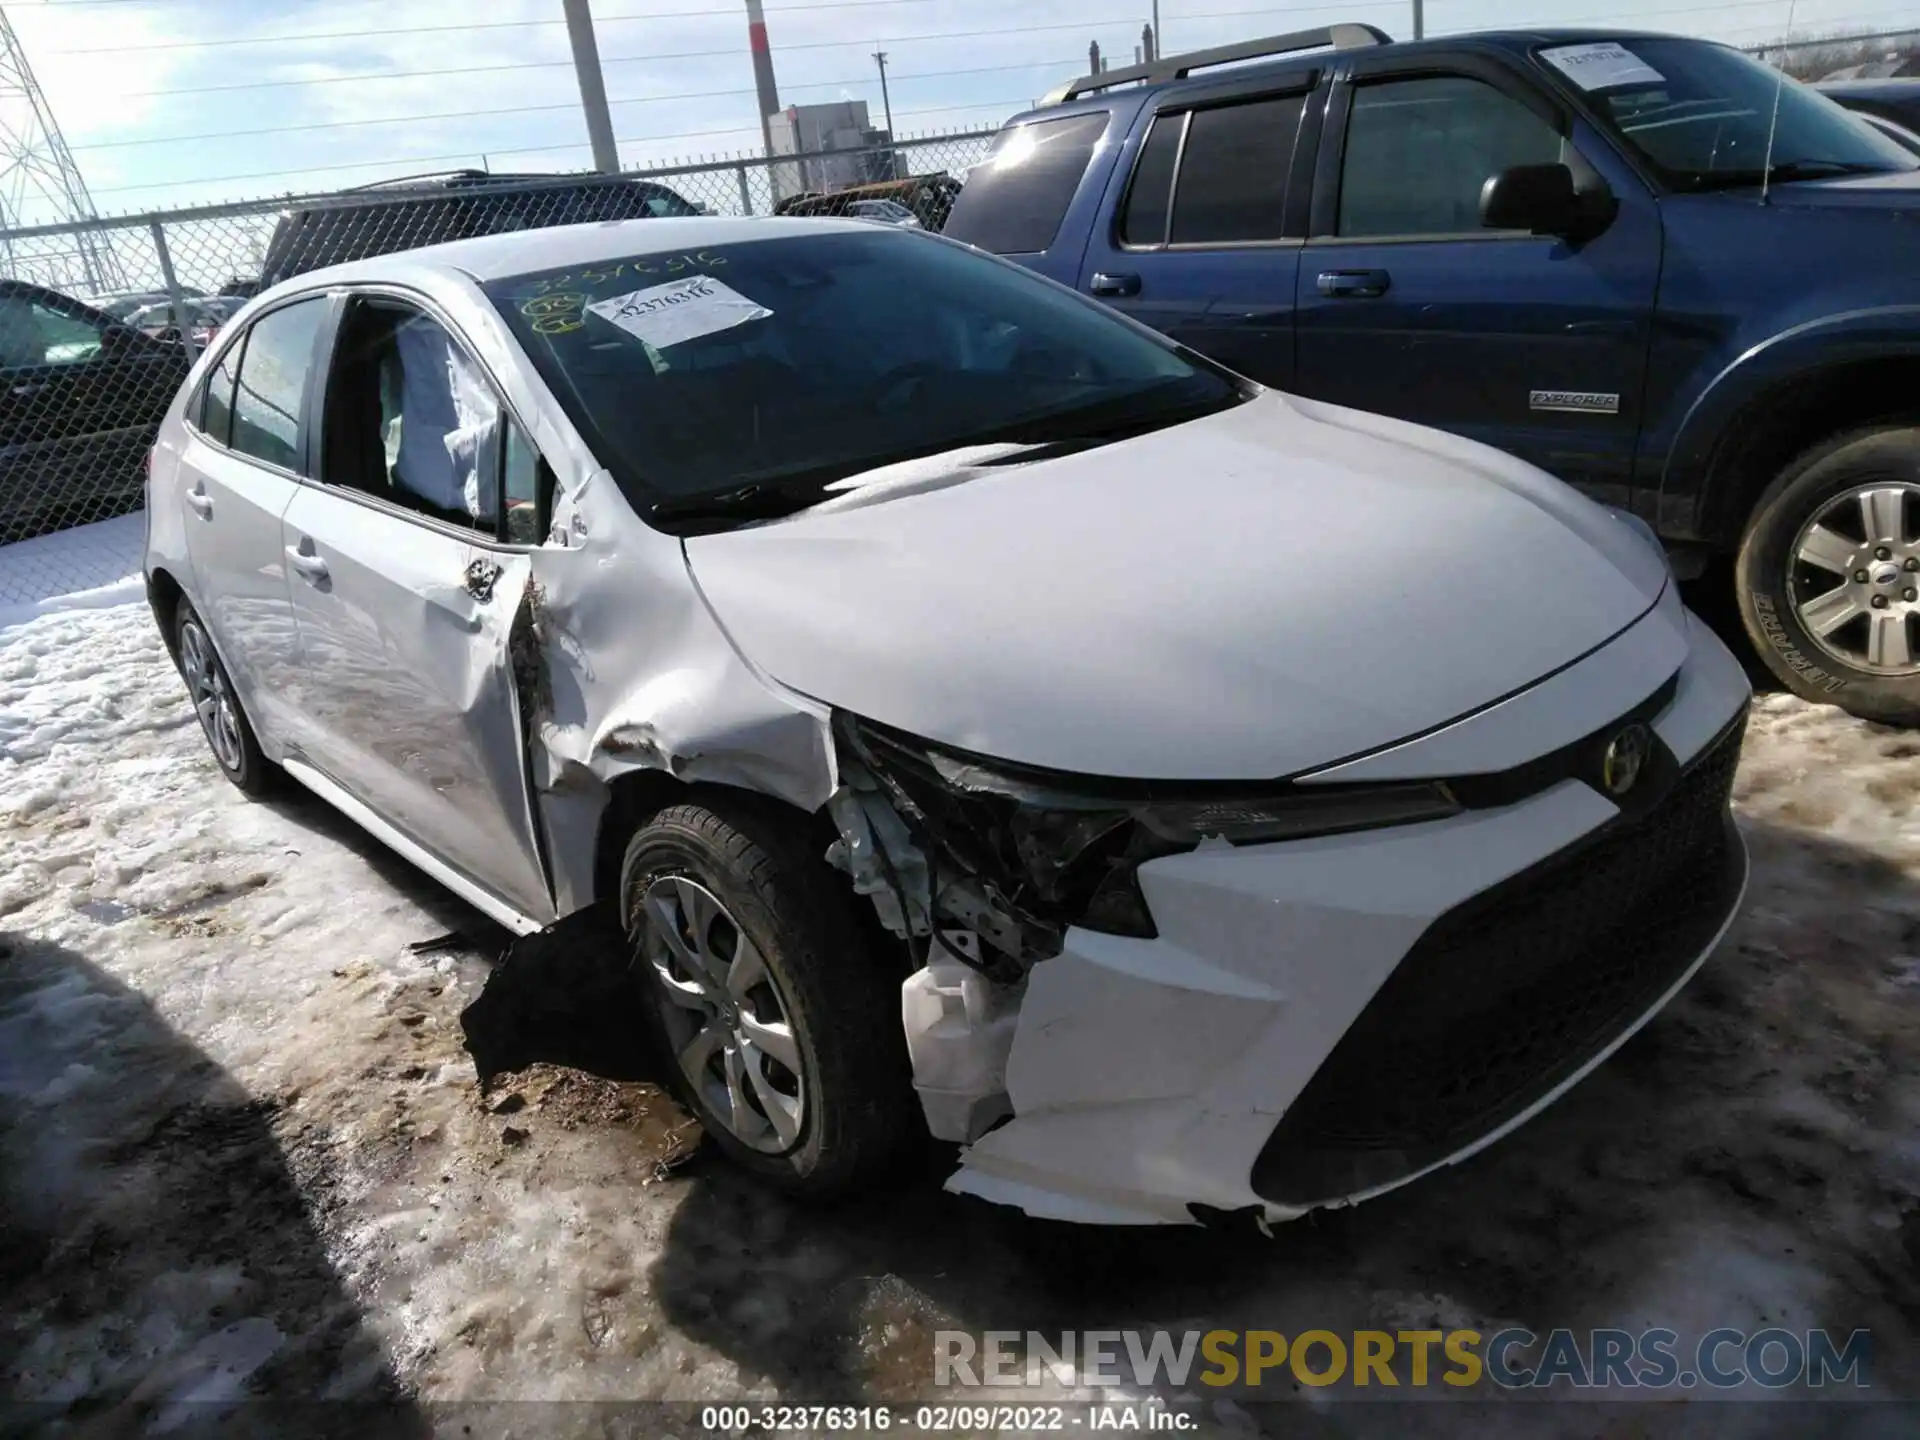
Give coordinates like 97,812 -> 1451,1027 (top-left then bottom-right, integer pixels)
279,485 -> 555,924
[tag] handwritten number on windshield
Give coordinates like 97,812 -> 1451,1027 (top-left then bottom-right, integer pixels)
527,251 -> 728,297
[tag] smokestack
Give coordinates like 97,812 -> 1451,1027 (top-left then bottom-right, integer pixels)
1089,39 -> 1102,74
1142,23 -> 1157,63
745,0 -> 783,160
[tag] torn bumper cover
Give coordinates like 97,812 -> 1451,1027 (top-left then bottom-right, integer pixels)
845,607 -> 1753,1227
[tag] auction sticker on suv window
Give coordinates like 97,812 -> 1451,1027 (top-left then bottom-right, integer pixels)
586,274 -> 771,350
1541,42 -> 1664,91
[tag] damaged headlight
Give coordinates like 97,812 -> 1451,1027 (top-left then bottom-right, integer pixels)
839,715 -> 1460,943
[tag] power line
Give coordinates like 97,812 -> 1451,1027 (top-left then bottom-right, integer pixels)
70,12 -> 1264,144
83,74 -> 1044,197
117,38 -> 1103,99
18,0 -> 944,10
41,0 -> 1350,53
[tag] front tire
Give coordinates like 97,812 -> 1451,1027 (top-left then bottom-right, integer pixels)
174,599 -> 275,794
619,794 -> 916,1197
1736,423 -> 1920,725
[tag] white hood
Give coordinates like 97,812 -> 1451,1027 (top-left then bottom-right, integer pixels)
684,392 -> 1667,780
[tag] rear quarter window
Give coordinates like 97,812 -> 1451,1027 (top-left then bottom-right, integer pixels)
943,111 -> 1111,254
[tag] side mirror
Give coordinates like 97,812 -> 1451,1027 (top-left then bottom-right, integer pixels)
1480,163 -> 1582,237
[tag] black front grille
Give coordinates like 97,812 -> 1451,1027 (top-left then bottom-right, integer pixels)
1251,712 -> 1747,1209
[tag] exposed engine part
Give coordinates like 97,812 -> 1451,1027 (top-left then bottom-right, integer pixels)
900,934 -> 1024,1142
828,750 -> 1054,984
825,767 -> 933,939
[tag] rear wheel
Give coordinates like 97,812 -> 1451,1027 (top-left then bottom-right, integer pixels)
1736,423 -> 1920,725
174,600 -> 275,794
619,794 -> 916,1196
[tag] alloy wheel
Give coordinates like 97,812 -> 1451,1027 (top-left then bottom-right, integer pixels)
179,618 -> 244,773
638,874 -> 806,1154
1790,481 -> 1920,676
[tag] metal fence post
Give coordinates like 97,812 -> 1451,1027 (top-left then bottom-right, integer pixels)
736,164 -> 753,216
148,219 -> 199,367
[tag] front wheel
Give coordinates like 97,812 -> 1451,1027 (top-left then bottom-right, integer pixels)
1736,423 -> 1920,725
619,794 -> 916,1197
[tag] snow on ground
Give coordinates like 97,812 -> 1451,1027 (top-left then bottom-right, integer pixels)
0,513 -> 146,624
1,581 -> 1916,1435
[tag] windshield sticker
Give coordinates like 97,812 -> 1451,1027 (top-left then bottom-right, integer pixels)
586,274 -> 771,350
1541,42 -> 1664,91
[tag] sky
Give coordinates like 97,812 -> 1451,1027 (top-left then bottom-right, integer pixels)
1,0 -> 1914,222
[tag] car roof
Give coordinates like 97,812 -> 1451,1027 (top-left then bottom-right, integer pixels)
275,214 -> 874,292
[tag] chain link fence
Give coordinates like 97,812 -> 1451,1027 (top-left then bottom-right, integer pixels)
0,129 -> 994,559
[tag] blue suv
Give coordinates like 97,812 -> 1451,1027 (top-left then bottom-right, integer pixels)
943,26 -> 1920,723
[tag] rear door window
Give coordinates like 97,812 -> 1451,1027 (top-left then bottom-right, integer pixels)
229,298 -> 327,472
1170,95 -> 1304,244
1117,116 -> 1182,246
943,112 -> 1111,254
200,337 -> 244,445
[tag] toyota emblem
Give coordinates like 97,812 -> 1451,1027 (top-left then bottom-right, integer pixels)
1601,723 -> 1652,797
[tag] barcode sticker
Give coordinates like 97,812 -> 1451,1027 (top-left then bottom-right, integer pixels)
1541,42 -> 1665,92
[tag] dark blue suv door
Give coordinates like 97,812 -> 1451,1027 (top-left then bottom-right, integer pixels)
1291,51 -> 1662,507
1075,75 -> 1319,388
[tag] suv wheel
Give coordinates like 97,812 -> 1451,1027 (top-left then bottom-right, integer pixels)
175,600 -> 275,794
619,794 -> 916,1197
1736,423 -> 1920,724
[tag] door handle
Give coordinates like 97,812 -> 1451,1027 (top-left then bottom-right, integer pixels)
1316,269 -> 1392,299
1089,272 -> 1142,297
285,541 -> 329,583
185,484 -> 213,517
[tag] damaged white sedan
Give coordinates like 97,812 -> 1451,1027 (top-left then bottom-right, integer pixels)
144,216 -> 1752,1227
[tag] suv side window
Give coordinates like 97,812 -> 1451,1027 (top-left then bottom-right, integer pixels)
1172,96 -> 1304,244
942,111 -> 1111,255
1337,75 -> 1565,238
230,298 -> 327,471
1118,117 -> 1182,246
321,297 -> 546,541
1120,95 -> 1305,247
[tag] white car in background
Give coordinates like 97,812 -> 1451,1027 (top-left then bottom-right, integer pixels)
143,217 -> 1751,1226
841,198 -> 923,228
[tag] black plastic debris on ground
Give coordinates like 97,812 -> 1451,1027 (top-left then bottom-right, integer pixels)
457,903 -> 661,1087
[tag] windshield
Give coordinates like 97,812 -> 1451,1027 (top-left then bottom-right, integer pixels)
484,228 -> 1243,526
1543,38 -> 1918,190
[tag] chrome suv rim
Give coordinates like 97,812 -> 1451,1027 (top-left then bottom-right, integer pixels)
179,619 -> 244,772
639,875 -> 806,1154
1790,482 -> 1920,676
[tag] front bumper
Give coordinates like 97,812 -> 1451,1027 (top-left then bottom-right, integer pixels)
945,601 -> 1753,1226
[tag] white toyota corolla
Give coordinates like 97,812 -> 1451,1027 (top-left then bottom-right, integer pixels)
144,216 -> 1751,1227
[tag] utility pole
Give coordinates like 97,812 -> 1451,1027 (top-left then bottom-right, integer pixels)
1152,0 -> 1161,57
561,0 -> 620,174
872,49 -> 894,137
744,0 -> 784,160
1412,0 -> 1424,40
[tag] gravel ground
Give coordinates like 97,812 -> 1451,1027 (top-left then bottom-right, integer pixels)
1,587 -> 1916,1438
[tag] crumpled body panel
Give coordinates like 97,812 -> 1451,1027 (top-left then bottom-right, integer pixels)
520,467 -> 836,914
945,609 -> 1753,1225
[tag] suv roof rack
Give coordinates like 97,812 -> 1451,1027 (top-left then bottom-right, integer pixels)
1038,23 -> 1393,105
